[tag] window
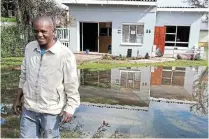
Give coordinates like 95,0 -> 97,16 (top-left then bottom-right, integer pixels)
99,28 -> 112,36
120,70 -> 141,90
122,24 -> 144,45
161,67 -> 185,86
165,26 -> 190,47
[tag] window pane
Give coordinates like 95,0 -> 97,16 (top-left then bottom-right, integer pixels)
136,25 -> 144,44
130,25 -> 136,43
162,78 -> 171,85
165,34 -> 175,41
172,72 -> 185,86
122,25 -> 129,43
176,43 -> 188,47
109,28 -> 112,36
166,26 -> 176,33
165,43 -> 175,46
176,26 -> 190,42
162,71 -> 172,78
137,25 -> 144,35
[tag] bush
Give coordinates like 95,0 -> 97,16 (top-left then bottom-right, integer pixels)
1,25 -> 24,57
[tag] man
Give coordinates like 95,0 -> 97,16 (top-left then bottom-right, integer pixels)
13,16 -> 80,138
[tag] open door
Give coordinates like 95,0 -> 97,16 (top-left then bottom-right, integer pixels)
99,22 -> 112,53
80,22 -> 98,52
154,27 -> 166,54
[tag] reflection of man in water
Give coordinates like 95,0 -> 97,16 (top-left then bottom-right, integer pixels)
13,16 -> 80,138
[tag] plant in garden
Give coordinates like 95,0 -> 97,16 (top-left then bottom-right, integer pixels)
1,25 -> 24,57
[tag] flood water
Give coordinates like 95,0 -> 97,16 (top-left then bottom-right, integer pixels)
1,66 -> 208,138
62,66 -> 208,138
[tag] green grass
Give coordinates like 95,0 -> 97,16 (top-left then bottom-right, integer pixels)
0,17 -> 17,22
1,57 -> 23,70
1,57 -> 208,71
78,59 -> 208,71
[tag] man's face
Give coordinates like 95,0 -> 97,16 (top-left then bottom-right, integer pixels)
33,20 -> 54,46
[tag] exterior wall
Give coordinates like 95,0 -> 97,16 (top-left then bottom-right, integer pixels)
68,5 -> 156,56
156,11 -> 202,53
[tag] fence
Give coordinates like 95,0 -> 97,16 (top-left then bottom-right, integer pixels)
56,28 -> 70,48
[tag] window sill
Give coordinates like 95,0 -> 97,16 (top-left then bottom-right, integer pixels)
165,46 -> 189,50
120,43 -> 143,46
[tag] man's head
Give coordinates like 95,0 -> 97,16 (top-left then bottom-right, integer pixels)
32,16 -> 55,47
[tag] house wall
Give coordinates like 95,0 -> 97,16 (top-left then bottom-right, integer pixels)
156,11 -> 202,53
68,5 -> 156,56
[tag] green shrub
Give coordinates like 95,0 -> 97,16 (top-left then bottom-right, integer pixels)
1,25 -> 24,57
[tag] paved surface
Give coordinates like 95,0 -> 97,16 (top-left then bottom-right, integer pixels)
75,53 -> 103,64
129,57 -> 175,63
75,53 -> 175,64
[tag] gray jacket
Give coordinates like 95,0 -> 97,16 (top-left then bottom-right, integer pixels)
19,40 -> 80,115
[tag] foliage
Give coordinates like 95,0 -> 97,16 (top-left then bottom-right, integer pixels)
12,0 -> 72,44
190,67 -> 208,115
1,25 -> 24,58
185,0 -> 208,22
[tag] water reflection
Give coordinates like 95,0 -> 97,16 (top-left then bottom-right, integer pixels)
68,66 -> 208,138
78,66 -> 208,112
1,66 -> 208,138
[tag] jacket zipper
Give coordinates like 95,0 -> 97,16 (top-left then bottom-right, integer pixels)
35,53 -> 43,107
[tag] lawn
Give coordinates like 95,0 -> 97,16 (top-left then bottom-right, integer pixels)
1,57 -> 208,71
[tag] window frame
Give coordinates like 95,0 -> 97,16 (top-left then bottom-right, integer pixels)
121,23 -> 144,46
165,25 -> 190,48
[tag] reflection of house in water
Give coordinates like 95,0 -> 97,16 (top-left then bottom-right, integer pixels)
150,66 -> 207,102
77,66 -> 207,111
78,67 -> 151,111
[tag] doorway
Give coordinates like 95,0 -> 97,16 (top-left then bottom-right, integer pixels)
80,22 -> 98,52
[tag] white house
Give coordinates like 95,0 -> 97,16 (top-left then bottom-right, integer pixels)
199,15 -> 208,47
61,0 -> 208,57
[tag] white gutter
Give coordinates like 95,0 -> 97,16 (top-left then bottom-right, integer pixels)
61,0 -> 157,6
157,8 -> 209,12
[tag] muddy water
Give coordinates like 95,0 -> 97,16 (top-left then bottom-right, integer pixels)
1,66 -> 208,138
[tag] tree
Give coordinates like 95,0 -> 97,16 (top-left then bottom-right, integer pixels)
185,0 -> 208,22
13,0 -> 71,44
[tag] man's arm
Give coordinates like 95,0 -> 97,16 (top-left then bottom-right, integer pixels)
13,51 -> 27,115
62,52 -> 80,122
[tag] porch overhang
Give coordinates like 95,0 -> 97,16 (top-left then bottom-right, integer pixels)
61,0 -> 157,6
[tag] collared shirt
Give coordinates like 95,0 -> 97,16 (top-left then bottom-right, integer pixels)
19,40 -> 80,115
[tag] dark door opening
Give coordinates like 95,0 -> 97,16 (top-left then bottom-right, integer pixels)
80,22 -> 98,52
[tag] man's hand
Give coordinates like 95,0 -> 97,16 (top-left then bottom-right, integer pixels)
61,111 -> 73,123
12,88 -> 23,116
13,98 -> 22,116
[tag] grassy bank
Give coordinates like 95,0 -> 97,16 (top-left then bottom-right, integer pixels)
1,57 -> 208,71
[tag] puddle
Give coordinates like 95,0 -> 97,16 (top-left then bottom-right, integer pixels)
1,66 -> 208,138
